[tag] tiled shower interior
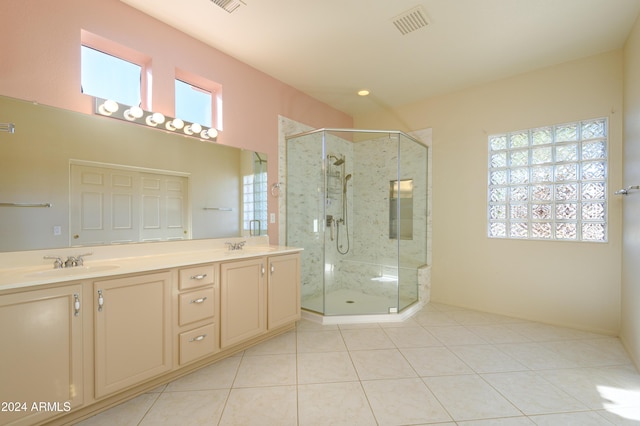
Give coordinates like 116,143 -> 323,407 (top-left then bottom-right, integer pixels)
285,127 -> 429,316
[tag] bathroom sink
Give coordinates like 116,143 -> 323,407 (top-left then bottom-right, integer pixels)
24,264 -> 120,278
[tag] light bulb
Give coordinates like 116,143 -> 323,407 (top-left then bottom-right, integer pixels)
171,118 -> 184,130
98,99 -> 119,115
202,128 -> 218,139
166,118 -> 185,131
124,106 -> 143,121
184,122 -> 202,135
145,112 -> 165,126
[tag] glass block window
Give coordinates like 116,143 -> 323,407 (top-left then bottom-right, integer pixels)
488,118 -> 607,242
243,168 -> 268,236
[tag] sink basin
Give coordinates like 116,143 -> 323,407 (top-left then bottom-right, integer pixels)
24,264 -> 120,278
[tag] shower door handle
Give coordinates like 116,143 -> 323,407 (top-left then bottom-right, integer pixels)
327,215 -> 335,241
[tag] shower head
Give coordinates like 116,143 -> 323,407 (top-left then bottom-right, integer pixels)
328,155 -> 345,166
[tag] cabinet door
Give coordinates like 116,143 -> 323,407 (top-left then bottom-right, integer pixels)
220,258 -> 266,348
268,254 -> 301,329
94,272 -> 172,399
0,285 -> 83,426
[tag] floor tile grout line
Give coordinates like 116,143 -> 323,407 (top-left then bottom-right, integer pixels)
134,390 -> 161,426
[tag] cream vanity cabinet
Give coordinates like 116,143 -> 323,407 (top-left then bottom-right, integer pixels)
93,271 -> 172,399
220,253 -> 301,348
0,284 -> 84,426
220,257 -> 266,348
267,253 -> 301,329
0,249 -> 300,425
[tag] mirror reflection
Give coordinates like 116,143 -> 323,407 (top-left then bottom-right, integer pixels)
0,95 -> 267,252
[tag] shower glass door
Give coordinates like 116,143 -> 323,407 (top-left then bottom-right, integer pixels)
286,128 -> 426,317
286,131 -> 326,313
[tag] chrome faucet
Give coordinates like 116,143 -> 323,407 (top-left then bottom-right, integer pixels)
225,241 -> 246,251
44,252 -> 92,269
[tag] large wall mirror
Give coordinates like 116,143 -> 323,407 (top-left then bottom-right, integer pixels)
0,95 -> 267,252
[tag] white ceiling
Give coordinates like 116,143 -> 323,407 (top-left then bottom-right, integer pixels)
121,0 -> 640,116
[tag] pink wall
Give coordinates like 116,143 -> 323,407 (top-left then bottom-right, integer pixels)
1,0 -> 353,243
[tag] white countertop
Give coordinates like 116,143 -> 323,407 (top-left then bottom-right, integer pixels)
0,237 -> 302,292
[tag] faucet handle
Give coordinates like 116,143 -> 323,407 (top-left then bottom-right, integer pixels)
75,252 -> 93,266
43,255 -> 63,269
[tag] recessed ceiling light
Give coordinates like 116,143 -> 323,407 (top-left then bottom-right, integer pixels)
357,89 -> 370,96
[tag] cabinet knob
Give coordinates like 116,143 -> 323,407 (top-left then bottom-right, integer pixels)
190,297 -> 207,304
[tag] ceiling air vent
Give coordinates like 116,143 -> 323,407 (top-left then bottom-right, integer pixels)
211,0 -> 245,13
392,6 -> 430,35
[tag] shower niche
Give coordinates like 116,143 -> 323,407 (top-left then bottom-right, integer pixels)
286,129 -> 428,318
390,179 -> 414,240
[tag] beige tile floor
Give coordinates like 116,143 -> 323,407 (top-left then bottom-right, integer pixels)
76,303 -> 640,425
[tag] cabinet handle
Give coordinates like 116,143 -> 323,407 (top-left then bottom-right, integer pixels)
73,293 -> 80,317
97,289 -> 104,312
190,297 -> 207,304
189,334 -> 207,342
270,264 -> 275,274
261,264 -> 265,276
190,273 -> 207,280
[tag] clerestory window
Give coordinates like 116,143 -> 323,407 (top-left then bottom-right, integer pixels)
175,79 -> 213,128
81,45 -> 142,108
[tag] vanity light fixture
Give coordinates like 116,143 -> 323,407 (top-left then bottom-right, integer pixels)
94,98 -> 218,142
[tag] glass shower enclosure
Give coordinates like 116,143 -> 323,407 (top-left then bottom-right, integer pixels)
286,129 -> 428,316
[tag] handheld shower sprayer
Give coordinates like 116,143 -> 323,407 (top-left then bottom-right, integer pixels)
343,174 -> 352,193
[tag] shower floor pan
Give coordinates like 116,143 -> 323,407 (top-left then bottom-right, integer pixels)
302,289 -> 421,325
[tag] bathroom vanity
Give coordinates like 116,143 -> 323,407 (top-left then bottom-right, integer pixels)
0,237 -> 301,426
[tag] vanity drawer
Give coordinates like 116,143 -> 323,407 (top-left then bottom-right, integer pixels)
179,264 -> 216,290
179,287 -> 215,326
179,323 -> 217,365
